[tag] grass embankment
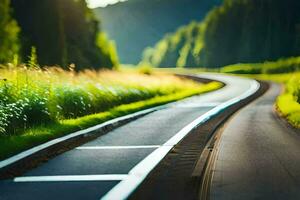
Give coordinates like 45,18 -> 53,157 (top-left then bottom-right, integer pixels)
220,56 -> 300,74
0,66 -> 222,160
219,57 -> 300,129
247,73 -> 300,128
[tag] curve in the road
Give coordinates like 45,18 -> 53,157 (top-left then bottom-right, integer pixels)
0,74 -> 259,200
102,75 -> 259,200
210,83 -> 300,200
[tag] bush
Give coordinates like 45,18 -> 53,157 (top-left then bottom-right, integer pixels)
138,64 -> 153,75
291,79 -> 300,104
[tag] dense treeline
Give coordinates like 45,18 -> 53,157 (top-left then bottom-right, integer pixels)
143,0 -> 300,68
0,0 -> 118,70
201,0 -> 300,67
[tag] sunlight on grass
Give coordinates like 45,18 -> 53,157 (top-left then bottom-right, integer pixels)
0,65 -> 222,160
243,72 -> 300,128
218,55 -> 300,129
220,56 -> 300,74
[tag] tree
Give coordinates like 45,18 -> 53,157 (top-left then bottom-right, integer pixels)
201,0 -> 300,67
0,0 -> 20,64
10,0 -> 118,69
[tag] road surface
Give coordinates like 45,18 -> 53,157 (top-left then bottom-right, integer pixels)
0,74 -> 258,200
210,83 -> 300,200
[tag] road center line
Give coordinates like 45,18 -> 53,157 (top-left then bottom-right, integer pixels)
14,174 -> 128,182
76,145 -> 161,150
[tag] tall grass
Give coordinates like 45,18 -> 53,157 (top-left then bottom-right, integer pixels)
219,55 -> 300,128
0,65 -> 222,159
0,65 -> 208,136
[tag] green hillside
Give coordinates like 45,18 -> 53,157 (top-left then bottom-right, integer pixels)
95,0 -> 222,64
142,0 -> 300,68
141,21 -> 206,68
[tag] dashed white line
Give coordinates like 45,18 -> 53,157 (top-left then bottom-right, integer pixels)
14,175 -> 128,182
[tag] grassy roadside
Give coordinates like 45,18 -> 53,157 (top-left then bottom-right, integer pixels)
220,56 -> 300,74
155,64 -> 300,129
239,73 -> 300,129
215,56 -> 300,129
0,67 -> 222,160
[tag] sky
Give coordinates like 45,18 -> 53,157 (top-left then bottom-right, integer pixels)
86,0 -> 128,8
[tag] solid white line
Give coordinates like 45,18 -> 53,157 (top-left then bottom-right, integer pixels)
102,146 -> 173,199
0,80 -> 208,170
0,74 -> 222,170
14,174 -> 128,182
0,107 -> 163,169
76,145 -> 161,150
101,79 -> 260,200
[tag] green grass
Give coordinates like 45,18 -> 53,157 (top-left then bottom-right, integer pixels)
0,66 -> 222,160
238,72 -> 300,129
214,55 -> 300,129
220,56 -> 300,74
154,63 -> 300,130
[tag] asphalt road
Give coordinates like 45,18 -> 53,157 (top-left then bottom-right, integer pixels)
0,74 -> 257,200
211,83 -> 300,200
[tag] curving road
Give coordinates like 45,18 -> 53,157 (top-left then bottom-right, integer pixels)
0,74 -> 259,200
210,83 -> 300,200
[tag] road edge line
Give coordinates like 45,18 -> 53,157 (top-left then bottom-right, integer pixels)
101,79 -> 260,200
0,107 -> 159,175
0,75 -> 221,179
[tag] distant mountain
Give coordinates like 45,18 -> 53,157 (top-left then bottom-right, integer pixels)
94,0 -> 222,64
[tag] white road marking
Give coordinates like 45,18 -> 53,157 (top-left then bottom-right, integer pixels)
101,79 -> 260,200
14,174 -> 128,182
0,74 -> 259,200
170,102 -> 221,108
76,145 -> 161,150
102,146 -> 173,199
0,107 -> 163,169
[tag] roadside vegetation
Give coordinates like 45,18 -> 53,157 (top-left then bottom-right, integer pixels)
0,0 -> 225,161
219,57 -> 300,129
247,73 -> 300,129
220,56 -> 300,74
1,0 -> 118,70
0,65 -> 222,160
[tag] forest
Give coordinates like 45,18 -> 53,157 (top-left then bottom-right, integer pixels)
142,0 -> 300,68
0,0 -> 118,70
